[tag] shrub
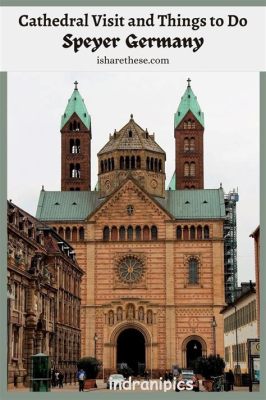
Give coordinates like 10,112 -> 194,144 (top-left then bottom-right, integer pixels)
194,355 -> 225,379
77,356 -> 101,379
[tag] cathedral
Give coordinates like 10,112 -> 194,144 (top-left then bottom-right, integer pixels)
36,79 -> 226,377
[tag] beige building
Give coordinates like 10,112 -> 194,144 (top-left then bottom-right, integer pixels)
36,80 -> 227,376
221,282 -> 257,374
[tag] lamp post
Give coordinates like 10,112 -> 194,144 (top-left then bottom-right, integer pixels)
212,316 -> 217,356
94,333 -> 98,358
233,305 -> 240,378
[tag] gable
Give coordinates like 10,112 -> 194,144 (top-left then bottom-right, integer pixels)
88,178 -> 173,224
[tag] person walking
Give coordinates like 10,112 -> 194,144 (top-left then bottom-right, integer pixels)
227,369 -> 234,391
55,370 -> 60,387
77,369 -> 86,392
58,371 -> 64,388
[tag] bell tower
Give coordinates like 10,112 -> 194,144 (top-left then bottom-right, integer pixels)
61,81 -> 91,191
174,79 -> 204,189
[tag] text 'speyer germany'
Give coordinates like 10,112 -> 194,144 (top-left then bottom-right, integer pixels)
62,34 -> 204,53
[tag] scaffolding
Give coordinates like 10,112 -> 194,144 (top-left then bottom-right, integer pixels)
224,189 -> 239,303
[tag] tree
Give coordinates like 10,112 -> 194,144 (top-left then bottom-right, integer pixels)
77,357 -> 101,379
194,355 -> 225,379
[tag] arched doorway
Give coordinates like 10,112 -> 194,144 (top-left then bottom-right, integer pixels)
186,340 -> 202,368
117,328 -> 145,375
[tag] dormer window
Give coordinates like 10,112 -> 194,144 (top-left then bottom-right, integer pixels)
128,130 -> 133,138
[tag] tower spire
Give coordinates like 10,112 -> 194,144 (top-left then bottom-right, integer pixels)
187,77 -> 191,87
74,80 -> 78,90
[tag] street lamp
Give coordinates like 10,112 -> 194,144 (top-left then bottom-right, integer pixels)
212,316 -> 217,355
233,305 -> 240,377
94,333 -> 98,358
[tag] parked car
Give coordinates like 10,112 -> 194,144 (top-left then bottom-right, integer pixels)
176,370 -> 194,391
107,374 -> 125,389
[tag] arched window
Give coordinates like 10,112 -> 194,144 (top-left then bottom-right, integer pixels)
119,226 -> 126,241
190,225 -> 196,240
190,137 -> 195,151
136,156 -> 141,169
197,225 -> 202,240
188,258 -> 199,284
154,159 -> 158,172
100,160 -> 104,173
108,159 -> 111,171
204,225 -> 209,239
187,120 -> 192,129
131,156 -> 135,169
53,227 -> 57,232
176,226 -> 182,239
59,227 -> 64,238
120,156 -> 124,169
125,156 -> 130,169
103,226 -> 110,241
150,158 -> 154,171
135,226 -> 141,241
65,227 -> 71,241
128,130 -> 133,138
184,137 -> 189,152
127,226 -> 133,241
159,159 -> 162,172
73,120 -> 77,131
69,122 -> 73,131
79,227 -> 84,241
111,158 -> 115,170
111,226 -> 118,241
72,227 -> 77,241
104,160 -> 108,172
190,162 -> 195,177
183,225 -> 189,240
183,121 -> 187,129
151,225 -> 158,240
184,162 -> 189,177
191,121 -> 196,129
143,225 -> 150,240
146,157 -> 150,170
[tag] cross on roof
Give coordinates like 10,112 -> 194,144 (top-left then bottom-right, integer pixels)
187,77 -> 191,87
74,80 -> 78,90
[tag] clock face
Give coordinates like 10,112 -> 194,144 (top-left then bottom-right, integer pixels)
118,255 -> 144,283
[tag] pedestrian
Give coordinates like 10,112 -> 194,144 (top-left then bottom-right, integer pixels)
192,375 -> 199,392
77,369 -> 86,392
51,369 -> 56,387
168,371 -> 173,382
58,371 -> 64,388
55,370 -> 60,387
164,370 -> 169,381
227,369 -> 234,391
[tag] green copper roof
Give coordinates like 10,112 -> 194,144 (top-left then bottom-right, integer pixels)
174,81 -> 204,128
156,189 -> 225,219
36,188 -> 225,222
168,172 -> 176,190
61,84 -> 91,129
36,191 -> 103,221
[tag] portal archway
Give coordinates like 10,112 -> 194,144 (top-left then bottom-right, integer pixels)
117,328 -> 145,375
181,335 -> 207,368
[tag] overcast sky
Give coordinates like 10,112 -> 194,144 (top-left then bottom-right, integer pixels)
8,72 -> 259,284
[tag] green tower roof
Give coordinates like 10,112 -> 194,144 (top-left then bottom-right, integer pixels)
61,81 -> 91,129
174,79 -> 204,128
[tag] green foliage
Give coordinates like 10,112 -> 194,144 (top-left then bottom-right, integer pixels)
194,355 -> 225,379
77,356 -> 101,379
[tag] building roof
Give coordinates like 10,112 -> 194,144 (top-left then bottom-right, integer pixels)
36,190 -> 103,221
156,188 -> 225,219
36,187 -> 225,222
98,115 -> 165,155
61,83 -> 91,129
174,80 -> 204,128
220,281 -> 256,313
